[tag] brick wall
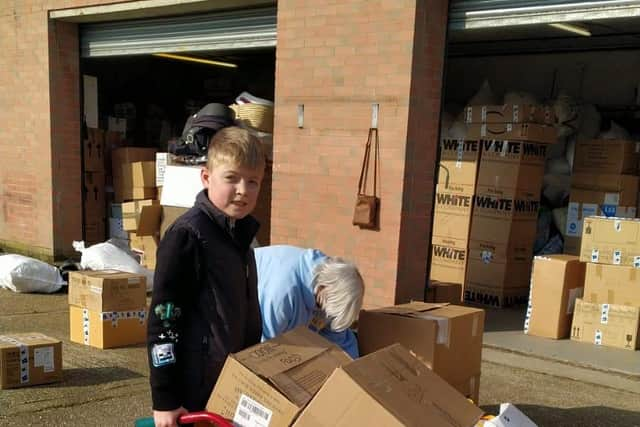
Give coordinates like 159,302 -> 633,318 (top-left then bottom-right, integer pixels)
0,1 -> 148,261
273,0 -> 448,307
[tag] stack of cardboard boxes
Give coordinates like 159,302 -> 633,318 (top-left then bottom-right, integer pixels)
206,326 -> 484,427
83,129 -> 106,246
430,104 -> 557,308
68,270 -> 148,349
564,139 -> 640,255
525,217 -> 640,351
571,216 -> 640,350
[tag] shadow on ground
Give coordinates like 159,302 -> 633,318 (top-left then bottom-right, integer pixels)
483,307 -> 527,332
50,366 -> 143,387
480,404 -> 640,427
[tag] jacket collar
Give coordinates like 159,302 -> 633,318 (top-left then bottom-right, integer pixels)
195,190 -> 260,250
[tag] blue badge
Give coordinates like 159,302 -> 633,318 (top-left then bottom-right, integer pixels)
151,343 -> 176,367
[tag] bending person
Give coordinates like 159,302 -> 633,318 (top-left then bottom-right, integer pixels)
254,245 -> 364,358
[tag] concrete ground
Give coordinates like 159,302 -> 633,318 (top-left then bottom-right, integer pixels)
1,289 -> 639,426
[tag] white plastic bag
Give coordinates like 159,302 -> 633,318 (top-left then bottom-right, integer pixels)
0,254 -> 65,293
73,241 -> 154,292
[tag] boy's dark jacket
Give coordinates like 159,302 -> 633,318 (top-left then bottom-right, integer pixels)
147,190 -> 262,411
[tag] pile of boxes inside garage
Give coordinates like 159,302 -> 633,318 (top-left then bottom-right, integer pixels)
430,104 -> 558,308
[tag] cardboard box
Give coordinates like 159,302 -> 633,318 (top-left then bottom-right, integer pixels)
429,236 -> 468,286
69,305 -> 147,349
68,270 -> 146,312
84,171 -> 106,216
358,302 -> 484,402
160,206 -> 189,238
122,199 -> 161,235
573,139 -> 640,175
466,235 -> 535,291
84,217 -> 106,246
467,123 -> 557,144
433,185 -> 474,241
0,333 -> 63,389
464,104 -> 555,125
160,165 -> 203,208
476,140 -> 546,193
426,281 -> 462,304
438,138 -> 480,189
206,327 -> 351,427
122,161 -> 155,188
463,283 -> 530,308
570,299 -> 640,350
84,128 -> 105,172
584,263 -> 640,306
293,344 -> 483,427
471,187 -> 541,226
469,215 -> 537,254
565,174 -> 639,242
524,255 -> 586,339
112,147 -> 157,203
129,234 -> 159,270
579,216 -> 640,266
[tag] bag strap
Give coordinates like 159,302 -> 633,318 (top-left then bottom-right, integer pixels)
357,128 -> 378,196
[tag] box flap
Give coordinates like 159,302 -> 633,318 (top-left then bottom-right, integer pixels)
370,302 -> 450,316
270,346 -> 351,408
235,327 -> 331,380
342,344 -> 483,427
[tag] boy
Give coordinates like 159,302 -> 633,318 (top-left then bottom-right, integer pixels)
147,126 -> 265,427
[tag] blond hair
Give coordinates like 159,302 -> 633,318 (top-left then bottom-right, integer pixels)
313,257 -> 365,332
206,126 -> 266,171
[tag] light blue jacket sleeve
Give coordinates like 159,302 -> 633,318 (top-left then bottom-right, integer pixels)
319,328 -> 359,359
259,277 -> 309,341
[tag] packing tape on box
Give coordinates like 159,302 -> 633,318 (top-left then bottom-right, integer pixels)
595,329 -> 603,345
472,313 -> 480,337
82,309 -> 147,345
456,139 -> 464,168
600,304 -> 610,325
591,249 -> 599,263
417,314 -> 450,347
512,104 -> 519,122
524,281 -> 534,334
613,249 -> 622,265
0,336 -> 30,384
634,256 -> 640,269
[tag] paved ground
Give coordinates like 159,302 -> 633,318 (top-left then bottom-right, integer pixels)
1,290 -> 639,426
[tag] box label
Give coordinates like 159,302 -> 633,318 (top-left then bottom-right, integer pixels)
34,347 -> 55,373
233,394 -> 272,427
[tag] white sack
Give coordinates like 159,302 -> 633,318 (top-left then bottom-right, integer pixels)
553,207 -> 568,236
598,120 -> 630,139
0,254 -> 65,293
565,136 -> 577,170
73,241 -> 154,292
545,157 -> 571,175
467,79 -> 499,106
553,93 -> 581,138
545,136 -> 567,160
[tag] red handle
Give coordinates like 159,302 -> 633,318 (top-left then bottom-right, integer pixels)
178,411 -> 234,426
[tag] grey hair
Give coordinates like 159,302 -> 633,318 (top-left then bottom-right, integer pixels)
312,257 -> 365,332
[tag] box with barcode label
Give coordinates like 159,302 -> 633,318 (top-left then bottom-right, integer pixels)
570,299 -> 640,350
0,333 -> 62,389
358,301 -> 484,403
206,327 -> 351,427
69,306 -> 147,349
579,216 -> 640,266
68,270 -> 147,312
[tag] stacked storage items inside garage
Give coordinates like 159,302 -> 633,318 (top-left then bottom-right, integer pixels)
430,104 -> 558,308
570,216 -> 640,350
